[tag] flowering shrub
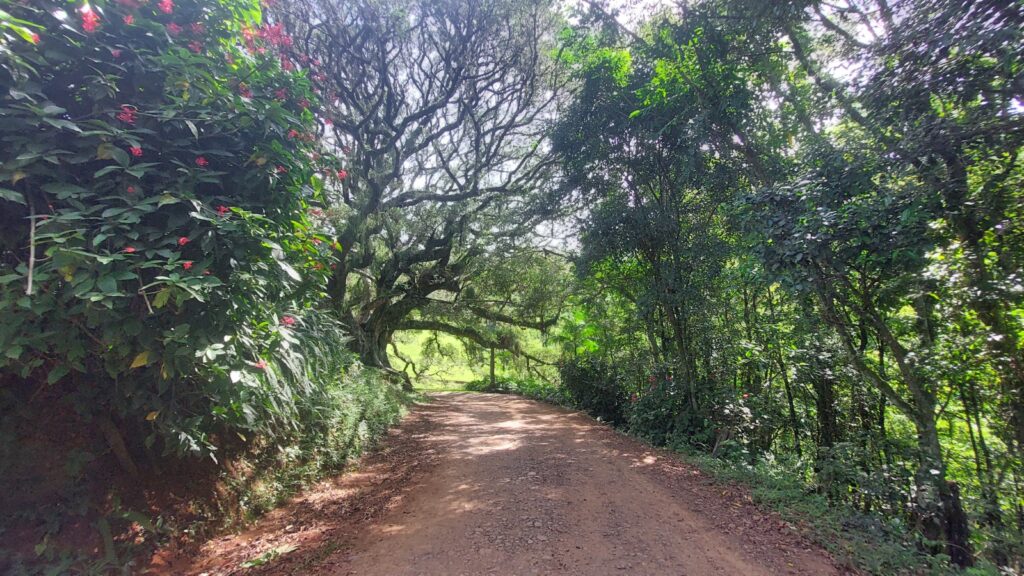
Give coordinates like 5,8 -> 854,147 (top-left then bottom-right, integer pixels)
0,0 -> 343,456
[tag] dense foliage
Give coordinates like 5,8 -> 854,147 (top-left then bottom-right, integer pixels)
553,0 -> 1024,571
0,0 -> 410,570
0,0 -> 346,456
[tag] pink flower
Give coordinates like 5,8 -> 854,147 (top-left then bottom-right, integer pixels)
312,238 -> 322,245
195,156 -> 208,167
216,205 -> 229,215
323,118 -> 333,126
116,105 -> 136,124
166,22 -> 182,35
129,146 -> 143,157
124,246 -> 137,253
297,98 -> 310,109
336,169 -> 348,180
203,270 -> 211,276
282,316 -> 296,326
158,0 -> 174,14
190,22 -> 205,34
742,393 -> 750,399
123,14 -> 134,25
287,129 -> 299,139
111,48 -> 123,58
177,236 -> 189,246
31,33 -> 40,44
188,41 -> 203,53
81,7 -> 100,33
275,165 -> 287,174
182,260 -> 193,270
127,185 -> 136,193
274,88 -> 288,100
254,359 -> 268,370
239,84 -> 252,98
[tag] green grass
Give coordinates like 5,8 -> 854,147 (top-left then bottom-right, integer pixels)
390,329 -> 559,391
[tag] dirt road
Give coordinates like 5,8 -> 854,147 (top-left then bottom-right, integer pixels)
166,393 -> 843,575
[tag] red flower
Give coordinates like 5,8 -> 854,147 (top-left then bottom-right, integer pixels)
124,246 -> 137,253
239,84 -> 252,98
287,129 -> 299,139
177,236 -> 189,246
123,14 -> 134,25
188,41 -> 203,53
166,22 -> 182,35
275,165 -> 287,174
195,156 -> 208,167
31,33 -> 40,44
282,316 -> 296,326
158,0 -> 174,14
81,7 -> 100,33
216,205 -> 229,216
129,146 -> 143,157
182,260 -> 193,270
254,359 -> 268,370
336,169 -> 348,180
297,98 -> 310,109
127,185 -> 136,193
274,88 -> 288,100
116,104 -> 136,124
111,48 -> 123,58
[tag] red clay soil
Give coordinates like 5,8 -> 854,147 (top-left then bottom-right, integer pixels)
151,392 -> 847,576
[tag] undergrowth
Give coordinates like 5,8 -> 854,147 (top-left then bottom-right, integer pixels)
1,363 -> 412,575
463,376 -> 571,405
667,449 -> 1004,576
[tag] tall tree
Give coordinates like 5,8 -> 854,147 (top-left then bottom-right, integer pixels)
271,0 -> 565,370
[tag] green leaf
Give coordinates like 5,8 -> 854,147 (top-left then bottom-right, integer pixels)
98,275 -> 117,293
41,182 -> 87,199
278,260 -> 302,281
0,187 -> 25,204
94,165 -> 122,178
153,288 -> 171,309
47,365 -> 70,384
41,117 -> 82,132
